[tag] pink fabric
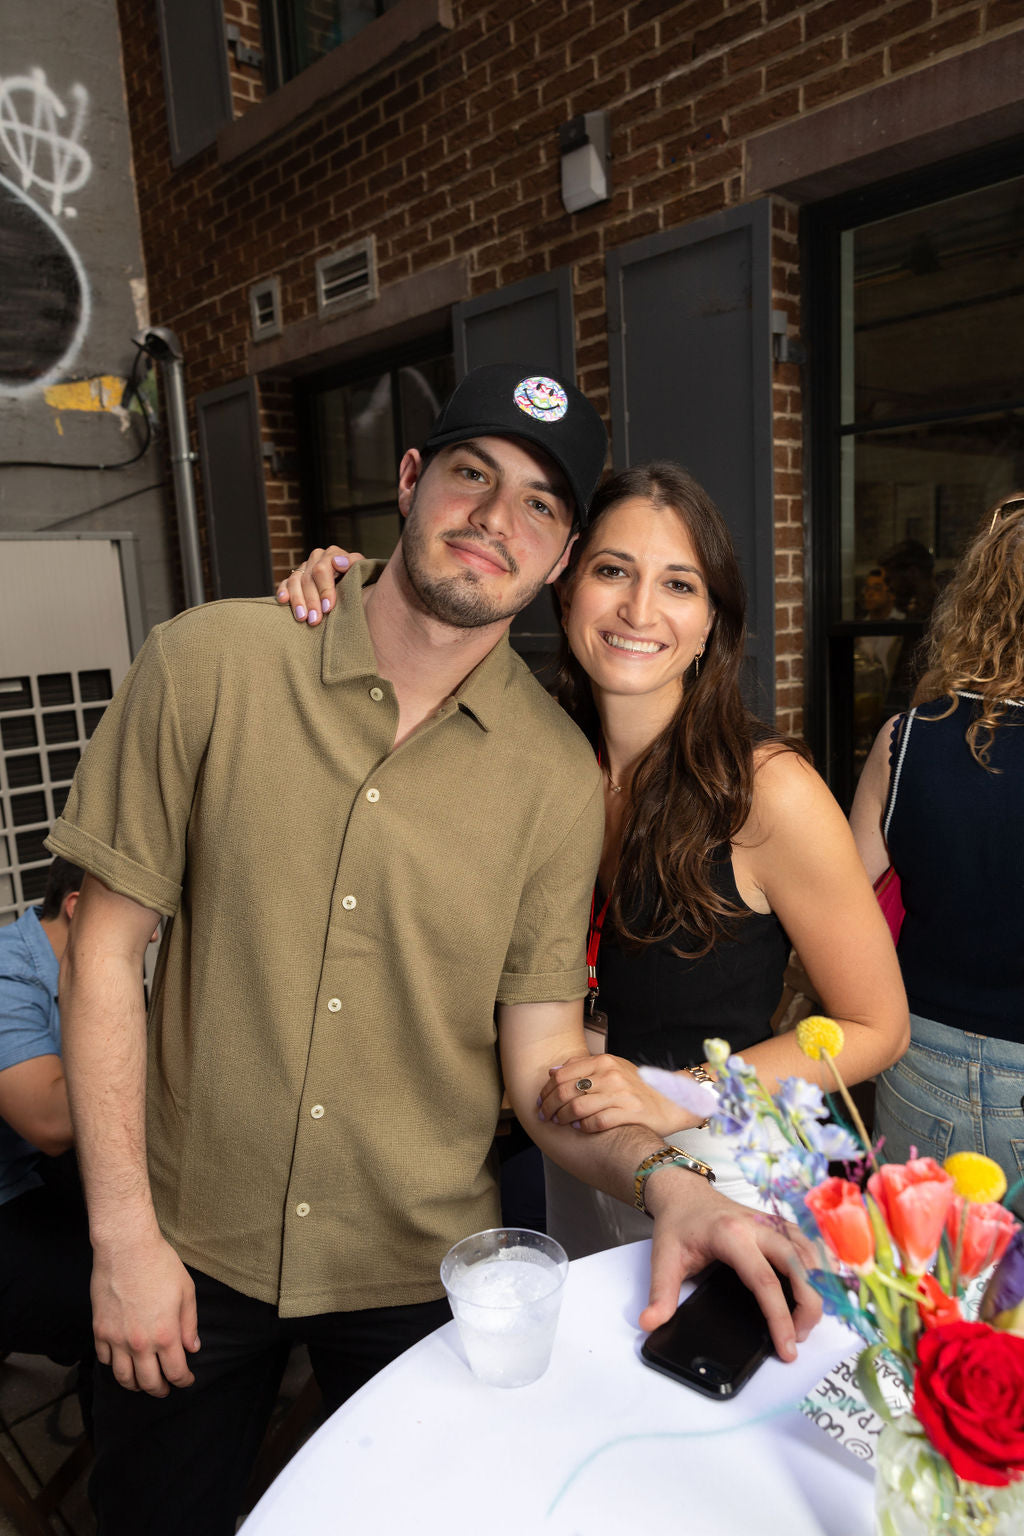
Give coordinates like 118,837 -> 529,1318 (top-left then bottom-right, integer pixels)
874,864 -> 904,944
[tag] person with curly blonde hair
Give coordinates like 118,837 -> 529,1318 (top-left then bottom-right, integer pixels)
851,492 -> 1024,1214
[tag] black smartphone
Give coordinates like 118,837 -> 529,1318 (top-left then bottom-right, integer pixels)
641,1260 -> 795,1400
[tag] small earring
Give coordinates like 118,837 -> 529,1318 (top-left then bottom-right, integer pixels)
694,643 -> 704,678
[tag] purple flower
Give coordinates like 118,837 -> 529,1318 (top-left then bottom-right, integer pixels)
774,1076 -> 827,1123
636,1065 -> 718,1122
803,1119 -> 863,1163
981,1226 -> 1024,1334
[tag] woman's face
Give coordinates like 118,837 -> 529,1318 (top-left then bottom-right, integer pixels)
562,496 -> 714,711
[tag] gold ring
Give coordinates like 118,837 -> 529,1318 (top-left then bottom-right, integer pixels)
575,1077 -> 593,1093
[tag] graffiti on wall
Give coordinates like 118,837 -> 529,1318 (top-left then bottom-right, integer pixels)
0,68 -> 92,396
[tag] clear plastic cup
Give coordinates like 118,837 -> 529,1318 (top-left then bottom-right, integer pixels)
440,1227 -> 568,1387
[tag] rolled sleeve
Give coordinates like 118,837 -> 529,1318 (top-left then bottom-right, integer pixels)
496,777 -> 604,1005
46,626 -> 201,916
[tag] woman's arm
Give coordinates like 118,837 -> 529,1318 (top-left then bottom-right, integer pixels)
849,715 -> 900,884
732,746 -> 909,1093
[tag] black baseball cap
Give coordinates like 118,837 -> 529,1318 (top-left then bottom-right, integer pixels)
422,363 -> 608,525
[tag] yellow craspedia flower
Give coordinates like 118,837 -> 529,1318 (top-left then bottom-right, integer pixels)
795,1015 -> 846,1061
944,1152 -> 1008,1204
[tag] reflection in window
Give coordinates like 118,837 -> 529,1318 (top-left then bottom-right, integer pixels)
308,351 -> 454,562
840,177 -> 1024,625
261,0 -> 405,88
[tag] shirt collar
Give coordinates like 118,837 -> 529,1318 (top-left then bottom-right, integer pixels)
321,558 -> 518,733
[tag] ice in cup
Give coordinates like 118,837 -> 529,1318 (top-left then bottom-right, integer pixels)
440,1227 -> 568,1387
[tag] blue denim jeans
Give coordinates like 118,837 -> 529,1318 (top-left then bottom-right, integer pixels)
875,1013 -> 1024,1217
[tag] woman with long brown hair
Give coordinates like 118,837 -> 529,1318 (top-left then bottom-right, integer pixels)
283,462 -> 908,1251
851,492 -> 1024,1216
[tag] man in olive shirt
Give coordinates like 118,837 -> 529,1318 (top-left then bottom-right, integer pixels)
50,366 -> 816,1535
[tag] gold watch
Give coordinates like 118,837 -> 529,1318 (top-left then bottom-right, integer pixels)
633,1144 -> 716,1216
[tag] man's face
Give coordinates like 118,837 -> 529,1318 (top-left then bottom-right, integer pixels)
396,436 -> 576,629
862,572 -> 893,616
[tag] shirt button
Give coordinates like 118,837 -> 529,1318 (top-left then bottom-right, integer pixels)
310,1104 -> 325,1119
369,686 -> 384,701
366,788 -> 380,803
341,895 -> 357,910
296,1202 -> 310,1217
327,997 -> 341,1013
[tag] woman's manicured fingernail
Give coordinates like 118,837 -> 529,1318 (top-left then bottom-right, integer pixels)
296,605 -> 306,620
333,555 -> 349,568
308,609 -> 319,623
537,1109 -> 545,1122
322,598 -> 331,613
572,1120 -> 581,1130
277,588 -> 287,600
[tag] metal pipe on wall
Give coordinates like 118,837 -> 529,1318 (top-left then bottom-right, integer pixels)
137,326 -> 205,610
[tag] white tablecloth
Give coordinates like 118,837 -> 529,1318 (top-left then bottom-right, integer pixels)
242,1241 -> 874,1535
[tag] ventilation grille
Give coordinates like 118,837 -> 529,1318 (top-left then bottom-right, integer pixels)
316,236 -> 377,319
249,277 -> 281,341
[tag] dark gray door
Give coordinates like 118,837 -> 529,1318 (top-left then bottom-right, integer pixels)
452,270 -> 577,653
156,0 -> 232,165
453,270 -> 575,381
607,201 -> 776,717
195,378 -> 273,600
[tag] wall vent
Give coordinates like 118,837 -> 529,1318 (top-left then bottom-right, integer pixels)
316,236 -> 377,319
249,277 -> 282,341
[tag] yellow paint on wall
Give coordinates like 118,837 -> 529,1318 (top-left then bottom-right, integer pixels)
44,376 -> 127,413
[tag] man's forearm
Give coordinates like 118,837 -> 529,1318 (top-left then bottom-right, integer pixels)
60,941 -> 157,1247
526,1110 -> 665,1207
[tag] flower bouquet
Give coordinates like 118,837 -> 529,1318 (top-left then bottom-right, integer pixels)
641,1019 -> 1024,1536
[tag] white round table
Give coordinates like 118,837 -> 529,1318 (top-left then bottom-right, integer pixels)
242,1241 -> 874,1535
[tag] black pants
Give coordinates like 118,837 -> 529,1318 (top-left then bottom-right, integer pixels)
89,1266 -> 450,1536
0,1151 -> 95,1434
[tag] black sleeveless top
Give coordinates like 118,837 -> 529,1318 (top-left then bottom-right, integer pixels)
599,851 -> 790,1068
886,693 -> 1024,1040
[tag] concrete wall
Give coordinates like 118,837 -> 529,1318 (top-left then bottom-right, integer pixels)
0,0 -> 177,633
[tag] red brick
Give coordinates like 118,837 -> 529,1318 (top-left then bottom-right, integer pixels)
889,11 -> 982,71
694,2 -> 764,56
802,52 -> 885,110
730,87 -> 800,137
848,0 -> 933,57
766,34 -> 843,92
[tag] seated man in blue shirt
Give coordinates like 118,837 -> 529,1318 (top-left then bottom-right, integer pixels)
0,857 -> 94,1372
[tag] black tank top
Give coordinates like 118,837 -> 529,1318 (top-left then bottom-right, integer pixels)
600,851 -> 790,1068
886,693 -> 1024,1040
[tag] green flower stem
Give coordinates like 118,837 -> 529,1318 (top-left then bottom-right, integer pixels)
822,1049 -> 878,1170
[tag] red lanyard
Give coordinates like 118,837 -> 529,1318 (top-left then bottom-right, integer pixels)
586,884 -> 610,1013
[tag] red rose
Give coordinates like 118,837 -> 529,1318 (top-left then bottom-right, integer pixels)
913,1320 -> 1024,1486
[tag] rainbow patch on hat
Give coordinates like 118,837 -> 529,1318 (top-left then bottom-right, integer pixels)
514,376 -> 568,423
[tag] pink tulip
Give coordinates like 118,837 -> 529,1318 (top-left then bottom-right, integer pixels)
806,1177 -> 875,1273
946,1197 -> 1018,1282
867,1157 -> 956,1273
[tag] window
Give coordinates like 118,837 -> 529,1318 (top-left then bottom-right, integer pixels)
261,0 -> 405,88
302,345 -> 455,558
806,148 -> 1024,804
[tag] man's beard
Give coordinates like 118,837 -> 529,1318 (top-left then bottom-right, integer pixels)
400,508 -> 556,629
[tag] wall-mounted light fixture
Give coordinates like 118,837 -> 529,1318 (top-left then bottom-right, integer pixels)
771,309 -> 806,366
559,111 -> 611,214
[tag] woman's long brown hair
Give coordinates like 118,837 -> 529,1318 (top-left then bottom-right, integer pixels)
555,462 -> 808,957
914,491 -> 1024,770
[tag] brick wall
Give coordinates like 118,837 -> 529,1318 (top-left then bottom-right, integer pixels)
117,0 -> 1023,735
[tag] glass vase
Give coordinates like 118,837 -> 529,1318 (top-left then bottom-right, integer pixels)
875,1414 -> 1024,1536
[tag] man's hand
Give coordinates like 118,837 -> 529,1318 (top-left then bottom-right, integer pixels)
642,1167 -> 821,1361
91,1232 -> 200,1396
